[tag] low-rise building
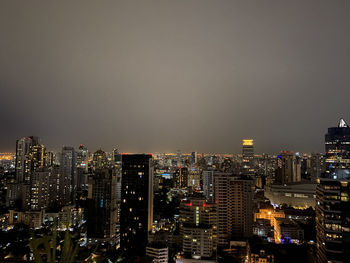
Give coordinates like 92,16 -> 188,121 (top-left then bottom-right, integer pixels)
146,242 -> 168,263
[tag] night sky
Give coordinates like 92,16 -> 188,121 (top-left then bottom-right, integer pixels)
1,1 -> 350,154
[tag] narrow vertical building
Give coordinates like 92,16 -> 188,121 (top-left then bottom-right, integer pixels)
86,167 -> 117,241
202,170 -> 214,202
60,146 -> 76,205
120,154 -> 154,256
242,139 -> 255,176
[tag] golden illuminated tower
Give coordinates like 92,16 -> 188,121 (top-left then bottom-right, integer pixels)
242,139 -> 255,175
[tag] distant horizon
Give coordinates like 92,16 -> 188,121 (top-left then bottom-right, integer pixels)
2,1 -> 349,156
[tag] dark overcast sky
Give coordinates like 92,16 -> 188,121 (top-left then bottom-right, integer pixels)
1,1 -> 350,154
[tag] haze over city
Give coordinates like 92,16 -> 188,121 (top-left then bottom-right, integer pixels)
1,0 -> 350,153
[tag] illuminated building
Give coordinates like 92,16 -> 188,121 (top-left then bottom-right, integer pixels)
316,118 -> 350,263
273,218 -> 304,244
44,151 -> 54,168
179,194 -> 217,259
86,168 -> 117,240
214,173 -> 254,247
188,168 -> 201,189
120,154 -> 154,256
92,149 -> 107,170
202,170 -> 214,202
249,249 -> 274,263
275,151 -> 301,184
174,167 -> 188,188
44,205 -> 83,229
253,219 -> 273,238
76,145 -> 89,190
264,183 -> 317,209
191,151 -> 198,164
8,209 -> 45,229
242,139 -> 255,175
76,144 -> 88,171
15,136 -> 44,183
30,170 -> 50,210
254,208 -> 285,230
146,242 -> 168,263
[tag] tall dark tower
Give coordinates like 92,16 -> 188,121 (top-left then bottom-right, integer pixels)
316,118 -> 350,263
120,154 -> 154,256
86,168 -> 117,241
60,146 -> 76,204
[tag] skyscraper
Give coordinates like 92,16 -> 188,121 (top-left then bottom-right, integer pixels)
76,144 -> 88,172
92,149 -> 107,171
202,170 -> 214,202
214,173 -> 254,248
120,154 -> 154,256
275,151 -> 301,185
316,119 -> 350,263
15,136 -> 44,183
60,146 -> 76,204
86,167 -> 117,241
191,151 -> 198,165
242,139 -> 255,175
179,193 -> 217,259
174,167 -> 188,188
30,170 -> 50,210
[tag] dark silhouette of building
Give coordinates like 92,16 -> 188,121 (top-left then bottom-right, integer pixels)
60,146 -> 76,204
86,168 -> 117,241
120,154 -> 154,256
214,173 -> 254,248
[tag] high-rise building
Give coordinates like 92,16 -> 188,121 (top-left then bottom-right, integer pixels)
179,194 -> 217,259
188,168 -> 201,189
120,154 -> 154,256
310,153 -> 324,182
15,136 -> 44,183
202,170 -> 214,202
174,167 -> 188,188
316,118 -> 350,263
113,148 -> 122,164
242,139 -> 255,175
191,152 -> 198,165
44,151 -> 54,168
60,146 -> 76,204
76,145 -> 89,190
214,173 -> 254,247
86,168 -> 117,241
275,151 -> 301,185
30,170 -> 50,210
92,149 -> 107,171
76,144 -> 88,172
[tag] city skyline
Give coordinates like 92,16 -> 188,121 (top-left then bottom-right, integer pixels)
1,119 -> 348,155
1,1 -> 350,153
1,1 -> 350,262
